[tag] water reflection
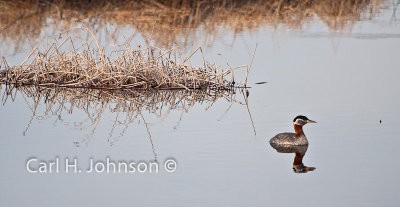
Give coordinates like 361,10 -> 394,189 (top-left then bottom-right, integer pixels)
270,143 -> 316,173
0,0 -> 388,52
1,84 -> 249,157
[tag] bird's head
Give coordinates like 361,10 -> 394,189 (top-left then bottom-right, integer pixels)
293,115 -> 317,126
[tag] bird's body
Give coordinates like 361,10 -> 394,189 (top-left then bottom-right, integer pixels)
270,133 -> 308,145
269,115 -> 316,146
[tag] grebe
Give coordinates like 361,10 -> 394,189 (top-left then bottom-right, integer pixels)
269,115 -> 316,146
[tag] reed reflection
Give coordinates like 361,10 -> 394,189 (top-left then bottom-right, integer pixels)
1,84 -> 249,159
0,0 -> 386,52
270,143 -> 316,173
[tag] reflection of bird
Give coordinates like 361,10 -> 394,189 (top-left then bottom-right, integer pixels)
270,143 -> 308,154
270,142 -> 316,173
269,115 -> 316,145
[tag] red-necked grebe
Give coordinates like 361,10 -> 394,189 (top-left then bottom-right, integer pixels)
269,115 -> 316,146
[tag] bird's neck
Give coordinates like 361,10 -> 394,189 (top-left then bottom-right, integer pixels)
294,124 -> 304,136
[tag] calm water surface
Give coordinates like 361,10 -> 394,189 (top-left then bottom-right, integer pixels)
0,2 -> 400,207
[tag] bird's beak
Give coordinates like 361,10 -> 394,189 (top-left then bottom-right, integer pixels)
306,120 -> 317,123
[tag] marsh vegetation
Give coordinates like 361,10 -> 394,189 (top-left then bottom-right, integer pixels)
0,29 -> 249,90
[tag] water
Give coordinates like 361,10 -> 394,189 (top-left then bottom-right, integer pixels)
1,1 -> 400,206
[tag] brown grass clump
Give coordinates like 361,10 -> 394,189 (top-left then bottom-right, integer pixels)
0,30 -> 248,90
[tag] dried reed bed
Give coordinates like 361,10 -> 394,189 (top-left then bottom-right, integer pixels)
0,0 -> 385,49
0,31 -> 247,90
1,84 -> 245,148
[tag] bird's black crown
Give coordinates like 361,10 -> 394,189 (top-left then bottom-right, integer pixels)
293,115 -> 309,122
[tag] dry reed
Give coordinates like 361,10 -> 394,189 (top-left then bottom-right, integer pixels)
0,29 -> 248,90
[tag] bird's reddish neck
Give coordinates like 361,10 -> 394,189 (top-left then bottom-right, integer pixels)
294,124 -> 304,136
